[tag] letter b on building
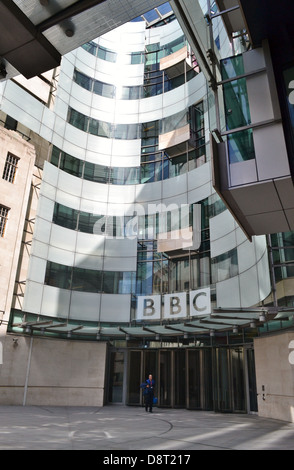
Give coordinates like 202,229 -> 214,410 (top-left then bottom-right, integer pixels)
137,295 -> 161,320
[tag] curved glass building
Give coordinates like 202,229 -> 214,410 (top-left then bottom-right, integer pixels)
0,1 -> 293,420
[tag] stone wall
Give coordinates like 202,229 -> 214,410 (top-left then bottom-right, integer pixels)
0,334 -> 107,407
254,331 -> 294,423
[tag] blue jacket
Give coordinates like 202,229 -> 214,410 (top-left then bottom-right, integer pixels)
145,378 -> 155,394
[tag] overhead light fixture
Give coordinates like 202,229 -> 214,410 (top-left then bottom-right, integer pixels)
65,29 -> 74,37
233,325 -> 238,334
250,320 -> 256,328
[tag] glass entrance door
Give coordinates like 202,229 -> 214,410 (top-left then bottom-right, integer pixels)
124,345 -> 257,413
174,350 -> 186,407
108,350 -> 124,403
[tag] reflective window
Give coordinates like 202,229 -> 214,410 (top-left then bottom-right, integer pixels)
72,267 -> 102,292
45,261 -> 71,290
45,261 -> 136,294
227,128 -> 255,163
114,123 -> 141,140
60,152 -> 83,178
93,80 -> 115,99
211,249 -> 238,283
68,108 -> 87,131
74,70 -> 92,91
97,46 -> 117,62
84,161 -> 109,183
53,204 -> 78,230
82,41 -> 98,55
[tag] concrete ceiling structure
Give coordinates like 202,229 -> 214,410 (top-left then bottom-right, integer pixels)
0,0 -> 168,80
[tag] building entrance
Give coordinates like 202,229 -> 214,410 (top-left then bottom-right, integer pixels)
107,345 -> 258,414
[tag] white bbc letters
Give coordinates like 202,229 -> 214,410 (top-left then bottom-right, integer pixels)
164,292 -> 186,319
190,288 -> 211,316
137,295 -> 161,320
136,288 -> 211,320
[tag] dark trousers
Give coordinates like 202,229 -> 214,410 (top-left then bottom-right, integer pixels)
145,392 -> 153,411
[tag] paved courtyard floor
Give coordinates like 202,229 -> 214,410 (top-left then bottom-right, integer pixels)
0,405 -> 293,452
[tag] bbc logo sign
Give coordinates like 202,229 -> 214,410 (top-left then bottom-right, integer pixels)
137,288 -> 211,320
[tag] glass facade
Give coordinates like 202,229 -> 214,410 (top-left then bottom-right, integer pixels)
0,2 -> 275,341
221,55 -> 256,163
45,261 -> 136,294
53,101 -> 205,184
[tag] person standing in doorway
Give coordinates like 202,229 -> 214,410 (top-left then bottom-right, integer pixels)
145,374 -> 155,413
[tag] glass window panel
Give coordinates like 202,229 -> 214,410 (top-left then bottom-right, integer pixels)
153,260 -> 162,293
169,258 -> 190,292
53,203 -> 78,230
78,211 -> 104,234
118,86 -> 141,100
60,152 -> 83,178
154,161 -> 163,181
124,167 -> 140,185
68,108 -> 88,131
145,51 -> 158,67
169,153 -> 188,177
121,272 -> 136,294
160,110 -> 188,134
170,73 -> 185,90
51,146 -> 60,166
136,262 -> 153,295
227,128 -> 255,163
93,79 -> 103,95
72,267 -> 102,292
88,118 -> 99,136
114,124 -> 140,140
211,249 -> 238,283
142,121 -> 159,139
141,163 -> 155,183
162,158 -> 169,180
93,80 -> 115,98
98,120 -> 111,138
157,2 -> 173,15
0,205 -> 9,237
110,167 -> 124,185
221,54 -> 244,80
84,162 -> 109,183
45,261 -> 72,289
74,70 -> 92,91
98,46 -> 117,62
223,78 -> 251,130
131,52 -> 143,64
82,41 -> 98,56
103,271 -> 133,294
